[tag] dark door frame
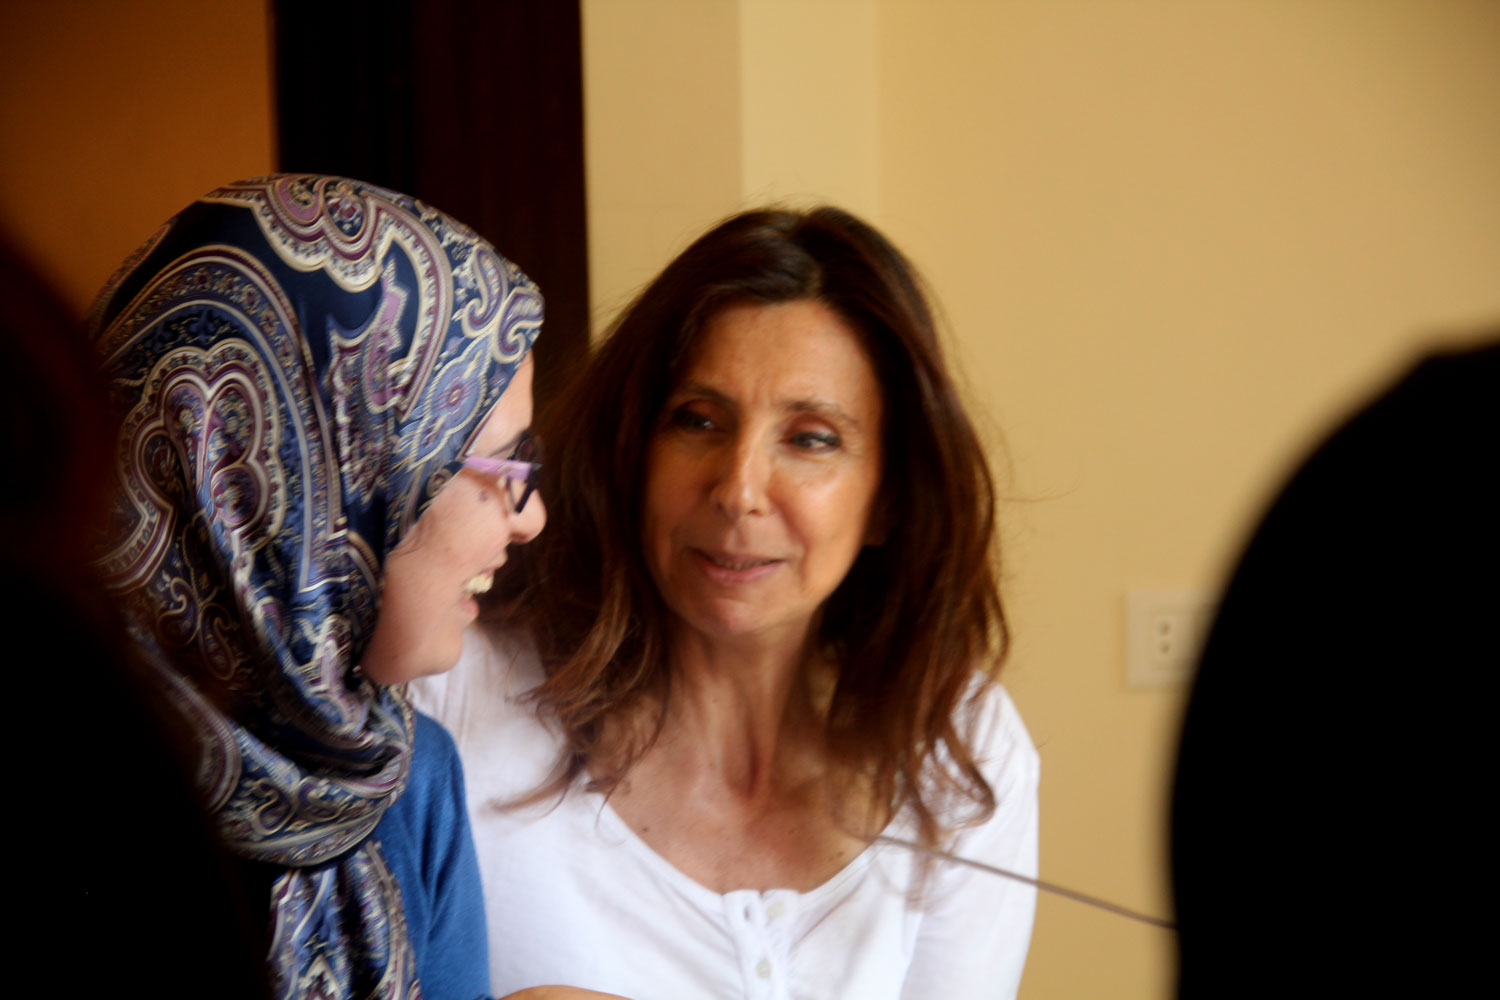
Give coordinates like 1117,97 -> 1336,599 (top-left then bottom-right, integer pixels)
273,0 -> 589,399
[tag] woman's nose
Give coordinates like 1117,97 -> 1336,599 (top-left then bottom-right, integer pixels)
710,436 -> 769,519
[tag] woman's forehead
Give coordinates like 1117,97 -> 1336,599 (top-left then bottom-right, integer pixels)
675,300 -> 883,423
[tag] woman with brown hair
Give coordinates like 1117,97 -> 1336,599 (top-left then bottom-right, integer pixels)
413,207 -> 1038,999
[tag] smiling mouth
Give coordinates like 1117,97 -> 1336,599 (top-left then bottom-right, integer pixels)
462,572 -> 494,598
698,551 -> 779,571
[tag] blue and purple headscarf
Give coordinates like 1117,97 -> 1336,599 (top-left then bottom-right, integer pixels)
90,174 -> 541,998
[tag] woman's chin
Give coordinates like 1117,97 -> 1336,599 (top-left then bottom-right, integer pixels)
386,631 -> 468,686
672,604 -> 813,651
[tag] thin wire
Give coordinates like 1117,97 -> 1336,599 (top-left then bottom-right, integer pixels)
874,835 -> 1178,930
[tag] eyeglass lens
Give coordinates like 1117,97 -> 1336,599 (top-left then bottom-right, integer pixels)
507,431 -> 541,514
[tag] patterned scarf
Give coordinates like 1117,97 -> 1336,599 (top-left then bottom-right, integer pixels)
90,174 -> 541,998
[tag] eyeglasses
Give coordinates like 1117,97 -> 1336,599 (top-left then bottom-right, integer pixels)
461,429 -> 543,514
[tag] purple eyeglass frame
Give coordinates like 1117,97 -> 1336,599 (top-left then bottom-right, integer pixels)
461,431 -> 542,513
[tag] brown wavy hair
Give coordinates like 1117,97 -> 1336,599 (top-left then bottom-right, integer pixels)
501,206 -> 1007,845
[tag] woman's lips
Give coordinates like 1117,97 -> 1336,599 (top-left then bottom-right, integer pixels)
691,548 -> 782,583
459,571 -> 496,616
461,572 -> 494,598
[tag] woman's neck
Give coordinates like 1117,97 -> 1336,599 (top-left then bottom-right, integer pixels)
652,625 -> 826,802
601,624 -> 879,893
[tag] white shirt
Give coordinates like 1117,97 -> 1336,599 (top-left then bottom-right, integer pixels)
411,627 -> 1039,1000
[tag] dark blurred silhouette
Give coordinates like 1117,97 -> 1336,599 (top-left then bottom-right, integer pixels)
1,233 -> 271,996
1173,336 -> 1499,996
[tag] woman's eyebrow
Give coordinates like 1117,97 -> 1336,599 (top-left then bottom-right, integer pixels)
785,398 -> 863,431
673,381 -> 865,432
671,380 -> 735,408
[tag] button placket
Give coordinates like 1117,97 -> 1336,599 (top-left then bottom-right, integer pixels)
724,890 -> 786,999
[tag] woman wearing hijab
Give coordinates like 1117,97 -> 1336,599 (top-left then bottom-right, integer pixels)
415,207 -> 1040,999
89,174 -> 550,999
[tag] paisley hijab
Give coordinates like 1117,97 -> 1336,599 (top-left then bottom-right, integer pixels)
89,174 -> 542,998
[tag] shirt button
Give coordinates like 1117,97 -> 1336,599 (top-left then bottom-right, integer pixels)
756,959 -> 772,978
766,901 -> 785,920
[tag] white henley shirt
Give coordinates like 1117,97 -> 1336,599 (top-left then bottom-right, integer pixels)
411,627 -> 1039,1000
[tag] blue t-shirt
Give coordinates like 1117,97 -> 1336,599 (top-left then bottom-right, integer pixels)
374,711 -> 491,1000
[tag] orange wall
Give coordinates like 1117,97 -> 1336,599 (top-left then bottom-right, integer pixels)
0,0 -> 274,313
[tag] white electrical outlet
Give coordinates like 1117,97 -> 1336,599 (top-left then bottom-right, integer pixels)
1124,590 -> 1217,690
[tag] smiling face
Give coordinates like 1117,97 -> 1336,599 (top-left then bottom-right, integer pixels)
641,300 -> 884,653
361,355 -> 546,685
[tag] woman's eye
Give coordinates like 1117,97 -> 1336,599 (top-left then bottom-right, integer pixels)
790,430 -> 841,452
669,407 -> 715,432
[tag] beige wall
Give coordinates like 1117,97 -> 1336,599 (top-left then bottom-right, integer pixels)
583,0 -> 744,329
585,1 -> 1500,997
0,0 -> 273,312
583,0 -> 882,330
